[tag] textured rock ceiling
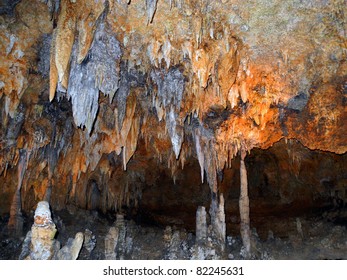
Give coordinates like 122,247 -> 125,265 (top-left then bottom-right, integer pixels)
0,0 -> 346,216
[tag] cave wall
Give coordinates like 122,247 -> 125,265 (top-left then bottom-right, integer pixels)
0,0 -> 346,228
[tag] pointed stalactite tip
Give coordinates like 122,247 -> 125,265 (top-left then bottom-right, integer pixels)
146,0 -> 158,24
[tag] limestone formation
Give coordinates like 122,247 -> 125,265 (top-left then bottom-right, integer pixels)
55,232 -> 84,260
83,229 -> 96,253
195,206 -> 207,243
104,226 -> 119,260
239,147 -> 251,257
27,201 -> 59,260
193,196 -> 226,260
7,151 -> 27,236
104,214 -> 126,260
21,201 -> 84,260
0,0 -> 346,261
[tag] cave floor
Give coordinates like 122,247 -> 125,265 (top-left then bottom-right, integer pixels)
1,207 -> 346,260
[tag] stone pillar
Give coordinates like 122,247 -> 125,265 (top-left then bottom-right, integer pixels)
29,201 -> 58,260
22,201 -> 84,260
104,214 -> 125,260
209,193 -> 226,245
196,206 -> 207,243
215,194 -> 226,244
239,147 -> 251,257
55,232 -> 84,260
105,227 -> 119,260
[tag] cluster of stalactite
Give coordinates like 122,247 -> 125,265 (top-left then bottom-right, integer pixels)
0,0 -> 346,256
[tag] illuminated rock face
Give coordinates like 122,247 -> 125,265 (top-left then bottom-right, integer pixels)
0,0 -> 346,241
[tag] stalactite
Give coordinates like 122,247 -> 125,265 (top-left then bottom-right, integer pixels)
190,118 -> 220,193
1,0 -> 346,263
54,0 -> 77,91
146,0 -> 159,24
8,150 -> 28,235
120,93 -> 136,144
41,0 -> 61,19
92,22 -> 122,100
67,20 -> 122,134
192,47 -> 212,89
162,38 -> 172,69
194,128 -> 204,183
217,40 -> 239,98
204,139 -> 218,194
151,67 -> 185,159
123,116 -> 140,170
239,146 -> 251,257
49,30 -> 59,101
240,81 -> 248,103
76,0 -> 105,64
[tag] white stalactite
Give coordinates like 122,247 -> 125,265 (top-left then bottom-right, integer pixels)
146,0 -> 158,24
194,129 -> 205,183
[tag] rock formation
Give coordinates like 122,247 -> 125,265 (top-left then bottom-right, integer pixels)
23,201 -> 59,260
0,0 -> 346,260
195,206 -> 207,243
20,201 -> 84,260
239,146 -> 251,256
104,214 -> 126,260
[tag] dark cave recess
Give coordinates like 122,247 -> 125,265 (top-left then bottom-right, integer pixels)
2,139 -> 345,239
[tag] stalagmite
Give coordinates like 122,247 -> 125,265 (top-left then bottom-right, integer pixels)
196,206 -> 207,243
167,108 -> 183,159
239,146 -> 251,257
104,214 -> 126,259
55,232 -> 84,260
209,193 -> 226,246
26,201 -> 59,260
83,229 -> 96,254
216,194 -> 226,244
20,201 -> 85,260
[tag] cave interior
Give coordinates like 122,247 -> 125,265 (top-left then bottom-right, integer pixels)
0,0 -> 346,260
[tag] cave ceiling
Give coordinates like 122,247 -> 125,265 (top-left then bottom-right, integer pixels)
0,0 -> 346,212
